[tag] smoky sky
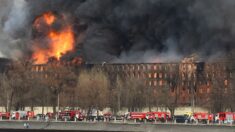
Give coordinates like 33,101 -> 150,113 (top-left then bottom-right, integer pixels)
1,0 -> 235,63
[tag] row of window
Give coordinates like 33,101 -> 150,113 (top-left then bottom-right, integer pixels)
146,80 -> 229,87
205,64 -> 227,71
105,64 -> 178,72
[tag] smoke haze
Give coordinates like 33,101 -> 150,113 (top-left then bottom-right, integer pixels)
0,0 -> 28,59
0,0 -> 235,63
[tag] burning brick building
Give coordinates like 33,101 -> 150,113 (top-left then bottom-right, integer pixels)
97,62 -> 231,106
0,54 -> 233,112
29,58 -> 232,108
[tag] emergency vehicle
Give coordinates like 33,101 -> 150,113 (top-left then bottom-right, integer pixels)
145,112 -> 156,121
11,111 -> 27,120
75,111 -> 85,121
217,112 -> 235,124
103,112 -> 113,121
127,112 -> 146,121
193,112 -> 213,123
0,112 -> 10,119
152,112 -> 171,122
59,110 -> 84,121
27,111 -> 34,120
46,112 -> 55,119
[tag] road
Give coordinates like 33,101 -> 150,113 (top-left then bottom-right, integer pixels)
0,121 -> 234,132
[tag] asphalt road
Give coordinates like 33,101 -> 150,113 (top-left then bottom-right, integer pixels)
0,121 -> 234,132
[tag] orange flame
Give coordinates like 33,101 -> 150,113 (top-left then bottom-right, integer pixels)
44,12 -> 55,25
32,12 -> 75,64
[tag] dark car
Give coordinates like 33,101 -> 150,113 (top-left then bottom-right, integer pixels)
174,115 -> 187,123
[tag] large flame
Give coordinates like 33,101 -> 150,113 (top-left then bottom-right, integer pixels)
32,12 -> 75,64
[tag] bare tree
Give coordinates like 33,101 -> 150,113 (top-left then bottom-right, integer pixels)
121,77 -> 147,112
154,79 -> 179,116
227,54 -> 235,111
0,73 -> 13,112
6,61 -> 34,111
27,75 -> 49,113
44,63 -> 77,113
208,67 -> 227,113
76,67 -> 109,112
111,75 -> 126,114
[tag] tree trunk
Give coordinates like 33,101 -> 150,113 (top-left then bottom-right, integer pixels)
42,105 -> 44,114
57,93 -> 60,112
168,107 -> 175,117
9,92 -> 14,111
31,106 -> 34,111
31,101 -> 34,111
53,105 -> 56,114
148,105 -> 152,112
117,91 -> 121,112
6,92 -> 9,112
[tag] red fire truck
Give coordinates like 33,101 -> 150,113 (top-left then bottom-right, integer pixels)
193,112 -> 213,123
103,112 -> 113,121
59,110 -> 84,121
0,112 -> 10,119
127,112 -> 146,121
145,112 -> 156,121
152,112 -> 171,122
75,111 -> 85,121
217,112 -> 235,123
46,112 -> 55,119
27,111 -> 34,119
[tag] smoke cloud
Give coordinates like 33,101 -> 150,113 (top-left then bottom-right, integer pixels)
0,0 -> 29,59
1,0 -> 235,63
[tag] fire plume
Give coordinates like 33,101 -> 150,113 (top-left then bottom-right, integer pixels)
32,12 -> 75,64
44,12 -> 55,25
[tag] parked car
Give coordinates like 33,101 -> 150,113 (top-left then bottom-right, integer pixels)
174,115 -> 187,123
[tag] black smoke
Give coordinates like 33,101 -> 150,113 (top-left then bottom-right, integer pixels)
3,0 -> 235,63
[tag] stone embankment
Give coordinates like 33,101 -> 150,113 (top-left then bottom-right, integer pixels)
0,121 -> 234,132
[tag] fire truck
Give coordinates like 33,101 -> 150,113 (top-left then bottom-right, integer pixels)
217,112 -> 235,124
193,112 -> 213,124
11,111 -> 28,120
46,112 -> 55,119
145,112 -> 156,121
0,112 -> 10,119
103,112 -> 113,121
152,112 -> 171,122
59,110 -> 84,121
27,111 -> 34,119
127,112 -> 146,121
127,112 -> 171,122
75,111 -> 85,121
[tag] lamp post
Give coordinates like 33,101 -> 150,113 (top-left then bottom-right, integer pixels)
56,92 -> 60,121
